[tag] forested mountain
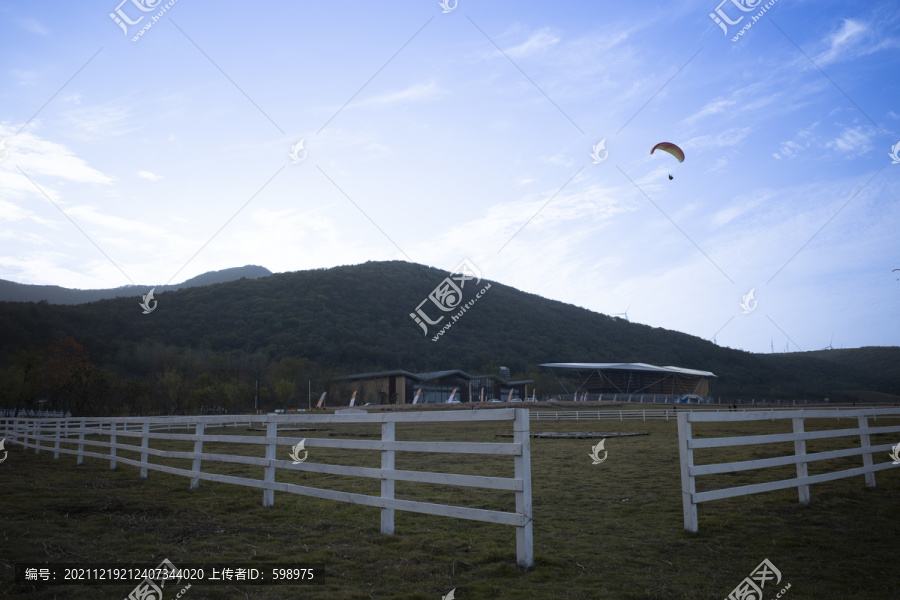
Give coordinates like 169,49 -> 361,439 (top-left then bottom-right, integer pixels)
0,260 -> 896,416
0,265 -> 272,304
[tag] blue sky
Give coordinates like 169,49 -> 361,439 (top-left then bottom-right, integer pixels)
0,0 -> 898,354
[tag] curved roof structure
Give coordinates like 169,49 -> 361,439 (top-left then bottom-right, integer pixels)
540,363 -> 716,377
540,362 -> 716,396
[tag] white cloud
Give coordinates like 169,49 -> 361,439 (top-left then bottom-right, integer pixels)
357,82 -> 440,106
540,154 -> 574,167
0,198 -> 58,227
815,19 -> 868,65
773,122 -> 820,160
65,206 -> 169,237
138,170 -> 162,181
825,126 -> 875,155
12,70 -> 39,86
683,98 -> 738,126
64,101 -> 140,140
228,205 -> 375,275
0,129 -> 113,201
503,28 -> 560,58
710,189 -> 775,228
684,127 -> 753,150
0,252 -> 132,289
19,18 -> 49,35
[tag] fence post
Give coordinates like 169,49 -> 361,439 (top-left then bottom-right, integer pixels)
676,413 -> 698,532
191,422 -> 205,489
263,420 -> 277,507
140,422 -> 150,478
77,419 -> 86,465
381,421 -> 395,535
109,421 -> 118,470
53,420 -> 61,459
513,409 -> 534,567
643,409 -> 646,422
619,410 -> 622,421
34,421 -> 41,454
792,417 -> 810,504
858,415 -> 875,488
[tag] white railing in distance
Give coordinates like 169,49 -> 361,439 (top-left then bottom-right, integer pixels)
676,408 -> 900,532
531,407 -> 852,422
0,409 -> 534,567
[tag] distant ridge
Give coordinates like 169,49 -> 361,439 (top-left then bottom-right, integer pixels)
0,260 -> 896,402
0,265 -> 272,305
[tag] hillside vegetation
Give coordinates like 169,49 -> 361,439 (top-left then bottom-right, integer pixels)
0,261 -> 896,415
0,265 -> 271,304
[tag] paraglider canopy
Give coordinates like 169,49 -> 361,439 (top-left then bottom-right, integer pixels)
650,142 -> 685,162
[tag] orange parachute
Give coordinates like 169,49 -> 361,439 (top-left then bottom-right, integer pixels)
650,142 -> 685,162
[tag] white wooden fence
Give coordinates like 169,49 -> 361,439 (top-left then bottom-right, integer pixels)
558,393 -> 710,403
0,409 -> 70,418
531,407 -> 846,422
0,409 -> 534,567
534,409 -> 704,421
677,408 -> 900,532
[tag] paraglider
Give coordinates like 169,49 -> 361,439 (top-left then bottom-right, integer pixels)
650,142 -> 684,180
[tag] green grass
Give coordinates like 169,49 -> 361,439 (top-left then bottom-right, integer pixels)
1,412 -> 899,599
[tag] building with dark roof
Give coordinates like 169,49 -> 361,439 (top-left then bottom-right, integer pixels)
329,369 -> 533,405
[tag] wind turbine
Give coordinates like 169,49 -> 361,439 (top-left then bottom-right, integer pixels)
612,303 -> 631,322
820,334 -> 834,351
770,339 -> 774,354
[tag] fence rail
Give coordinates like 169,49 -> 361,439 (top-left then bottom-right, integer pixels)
530,407 -> 850,422
558,393 -> 704,403
676,408 -> 900,532
0,409 -> 534,567
0,409 -> 70,418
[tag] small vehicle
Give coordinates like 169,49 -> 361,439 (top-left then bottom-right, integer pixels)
447,398 -> 461,404
677,394 -> 704,404
488,398 -> 502,403
363,402 -> 379,406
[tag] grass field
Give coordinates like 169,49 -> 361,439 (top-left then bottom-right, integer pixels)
1,410 -> 899,599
